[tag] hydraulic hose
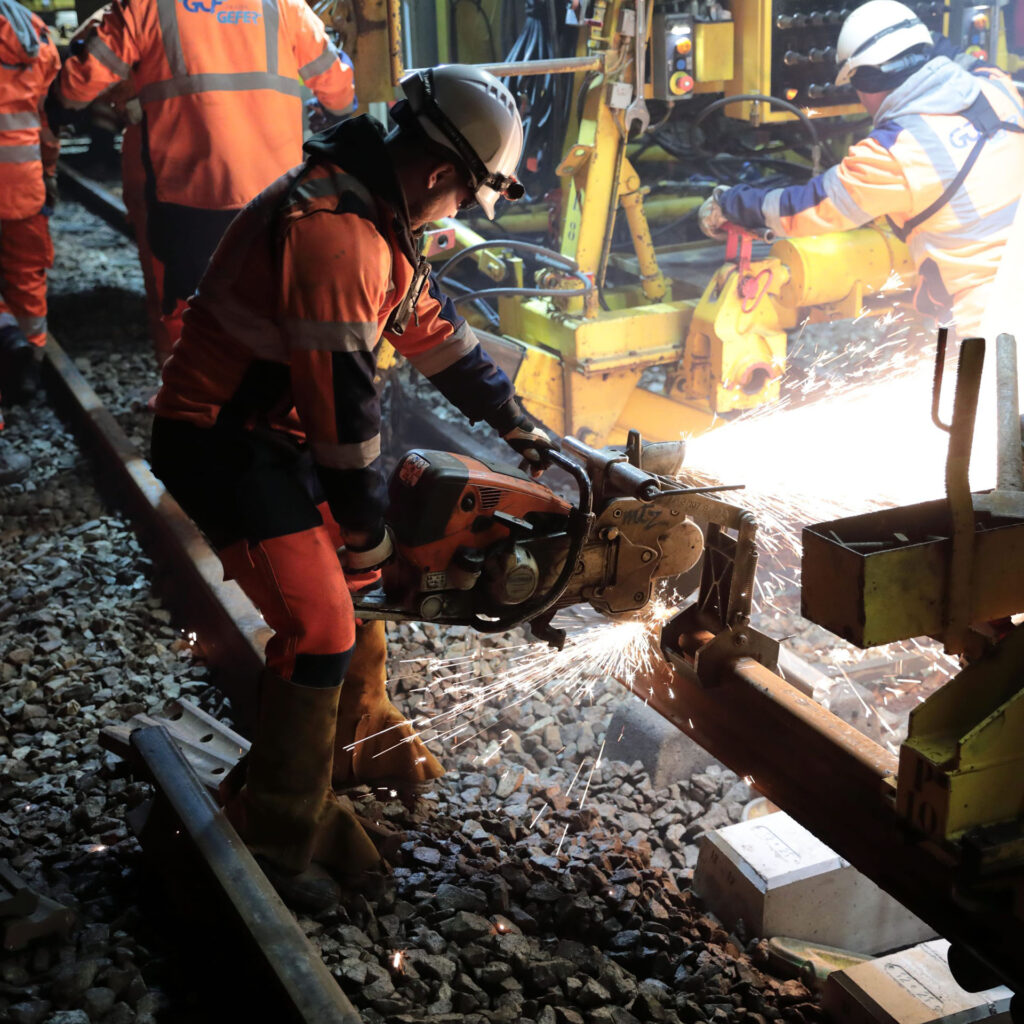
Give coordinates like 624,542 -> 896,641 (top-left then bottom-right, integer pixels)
452,283 -> 591,304
437,238 -> 594,304
690,93 -> 840,173
437,237 -> 580,280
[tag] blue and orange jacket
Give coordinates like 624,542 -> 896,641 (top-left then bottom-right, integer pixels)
154,116 -> 519,535
720,55 -> 1024,335
57,0 -> 354,210
0,0 -> 60,221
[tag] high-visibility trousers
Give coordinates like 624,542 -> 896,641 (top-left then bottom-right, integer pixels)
0,211 -> 54,347
149,415 -> 358,688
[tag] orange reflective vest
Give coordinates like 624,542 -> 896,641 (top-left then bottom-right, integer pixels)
58,0 -> 354,210
0,3 -> 60,221
155,117 -> 520,535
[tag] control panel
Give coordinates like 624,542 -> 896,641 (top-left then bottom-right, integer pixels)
728,0 -> 944,122
652,9 -> 697,98
651,3 -> 736,100
948,0 -> 1000,60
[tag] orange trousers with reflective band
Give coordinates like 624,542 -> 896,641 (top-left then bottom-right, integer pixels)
217,502 -> 358,687
0,212 -> 54,346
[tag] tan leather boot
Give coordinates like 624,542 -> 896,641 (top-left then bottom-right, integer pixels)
221,669 -> 382,911
332,619 -> 444,789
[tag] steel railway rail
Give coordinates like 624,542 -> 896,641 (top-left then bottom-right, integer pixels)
40,331 -> 363,1024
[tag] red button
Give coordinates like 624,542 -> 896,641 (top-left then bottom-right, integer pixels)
670,71 -> 694,95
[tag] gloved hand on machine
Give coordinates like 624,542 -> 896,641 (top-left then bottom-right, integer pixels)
502,411 -> 560,478
698,185 -> 732,240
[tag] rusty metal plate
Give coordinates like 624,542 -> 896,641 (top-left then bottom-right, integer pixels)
802,499 -> 1024,648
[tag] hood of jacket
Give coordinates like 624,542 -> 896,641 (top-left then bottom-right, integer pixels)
874,55 -> 982,125
303,115 -> 419,262
0,0 -> 41,63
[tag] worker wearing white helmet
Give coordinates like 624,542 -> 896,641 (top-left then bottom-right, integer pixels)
149,64 -> 555,912
700,0 -> 1024,337
393,64 -> 526,219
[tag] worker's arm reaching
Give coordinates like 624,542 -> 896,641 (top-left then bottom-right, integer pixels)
700,131 -> 916,240
284,0 -> 355,116
385,267 -> 559,474
56,4 -> 138,108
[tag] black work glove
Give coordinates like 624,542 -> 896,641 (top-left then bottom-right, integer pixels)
502,413 -> 560,478
44,173 -> 58,209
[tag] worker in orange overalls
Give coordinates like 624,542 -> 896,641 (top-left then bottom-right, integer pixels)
0,0 -> 60,372
149,66 -> 554,910
55,0 -> 355,362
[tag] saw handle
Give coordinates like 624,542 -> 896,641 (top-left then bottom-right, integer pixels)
468,449 -> 594,644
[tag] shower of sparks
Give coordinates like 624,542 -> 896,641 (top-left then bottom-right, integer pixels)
554,822 -> 571,856
681,325 -> 1000,569
576,739 -> 606,814
342,318 -> 1002,859
355,599 -> 676,769
390,950 -> 406,972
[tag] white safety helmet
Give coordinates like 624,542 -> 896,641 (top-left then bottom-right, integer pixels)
395,64 -> 525,219
834,0 -> 933,87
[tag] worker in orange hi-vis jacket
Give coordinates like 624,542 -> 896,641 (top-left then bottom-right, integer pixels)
55,0 -> 356,362
699,0 -> 1024,339
0,0 -> 60,412
149,65 -> 556,912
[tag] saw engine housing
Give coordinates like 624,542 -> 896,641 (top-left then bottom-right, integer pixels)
356,437 -> 705,638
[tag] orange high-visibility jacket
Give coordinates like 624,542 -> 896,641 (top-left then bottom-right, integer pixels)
155,117 -> 520,536
0,2 -> 60,221
58,0 -> 354,210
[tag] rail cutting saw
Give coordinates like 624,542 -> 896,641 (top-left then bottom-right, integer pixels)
352,434 -> 732,647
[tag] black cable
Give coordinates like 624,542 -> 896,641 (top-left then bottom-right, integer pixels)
690,93 -> 842,170
437,237 -> 580,281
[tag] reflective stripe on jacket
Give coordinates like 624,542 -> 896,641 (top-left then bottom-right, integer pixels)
720,56 -> 1024,335
154,117 -> 517,534
0,6 -> 60,220
57,0 -> 354,209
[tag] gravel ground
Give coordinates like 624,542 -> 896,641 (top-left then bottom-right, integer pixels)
0,194 -> 896,1024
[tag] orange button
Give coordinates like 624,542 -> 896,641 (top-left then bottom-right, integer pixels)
669,71 -> 694,94
675,36 -> 692,55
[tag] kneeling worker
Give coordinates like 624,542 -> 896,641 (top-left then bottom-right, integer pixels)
149,65 -> 557,908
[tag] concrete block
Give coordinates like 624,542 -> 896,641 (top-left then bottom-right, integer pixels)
605,696 -> 723,789
693,811 -> 936,953
823,939 -> 1012,1024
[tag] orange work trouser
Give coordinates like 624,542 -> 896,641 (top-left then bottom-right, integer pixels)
217,504 -> 358,688
0,211 -> 53,347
